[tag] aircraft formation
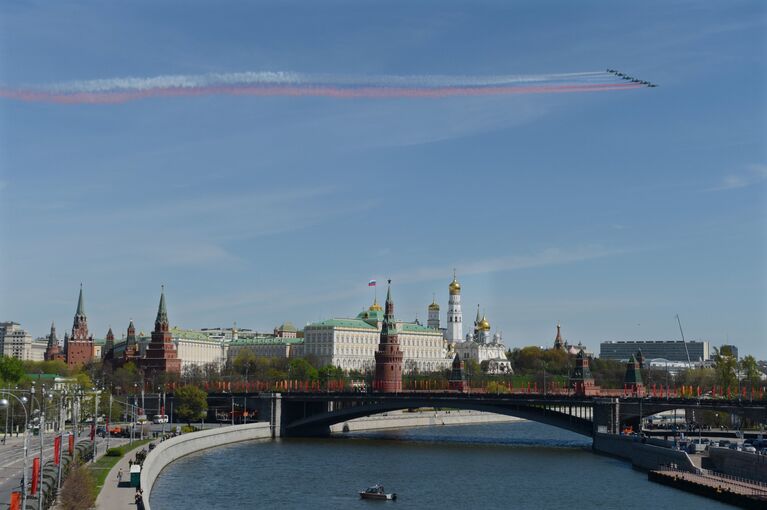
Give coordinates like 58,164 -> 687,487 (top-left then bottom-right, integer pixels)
606,69 -> 658,87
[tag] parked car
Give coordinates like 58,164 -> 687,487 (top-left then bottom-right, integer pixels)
743,446 -> 757,453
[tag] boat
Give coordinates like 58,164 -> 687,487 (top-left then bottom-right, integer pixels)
359,484 -> 397,500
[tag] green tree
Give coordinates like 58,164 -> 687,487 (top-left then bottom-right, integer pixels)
288,358 -> 318,381
0,356 -> 25,384
740,355 -> 761,397
713,346 -> 738,389
174,386 -> 208,425
233,349 -> 260,381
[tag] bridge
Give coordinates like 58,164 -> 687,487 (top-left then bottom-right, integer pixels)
235,391 -> 767,439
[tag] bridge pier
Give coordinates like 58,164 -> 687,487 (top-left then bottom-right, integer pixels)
592,398 -> 620,435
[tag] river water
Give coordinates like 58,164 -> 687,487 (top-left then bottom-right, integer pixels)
149,422 -> 729,509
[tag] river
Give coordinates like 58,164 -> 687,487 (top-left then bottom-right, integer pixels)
149,422 -> 730,509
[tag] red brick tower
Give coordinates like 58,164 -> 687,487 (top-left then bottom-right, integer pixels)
569,349 -> 599,396
123,319 -> 140,364
102,327 -> 115,361
67,285 -> 94,369
141,286 -> 181,381
44,322 -> 65,362
448,353 -> 466,392
374,281 -> 403,392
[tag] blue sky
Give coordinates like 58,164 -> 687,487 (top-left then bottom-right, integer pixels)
1,1 -> 765,358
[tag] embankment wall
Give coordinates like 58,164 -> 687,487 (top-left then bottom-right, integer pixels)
142,422 -> 272,510
593,433 -> 696,471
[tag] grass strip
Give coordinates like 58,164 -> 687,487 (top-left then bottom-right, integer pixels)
90,438 -> 154,491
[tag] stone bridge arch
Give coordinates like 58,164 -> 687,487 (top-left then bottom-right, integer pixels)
278,395 -> 598,438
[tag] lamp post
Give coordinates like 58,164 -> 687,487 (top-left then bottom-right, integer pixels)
92,388 -> 101,462
1,394 -> 29,510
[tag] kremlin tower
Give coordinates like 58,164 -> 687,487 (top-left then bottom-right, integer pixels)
66,285 -> 94,369
141,286 -> 181,379
446,271 -> 463,344
44,322 -> 64,362
373,281 -> 403,392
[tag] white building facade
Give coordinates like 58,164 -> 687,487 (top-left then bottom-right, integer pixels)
303,300 -> 452,373
0,322 -> 46,361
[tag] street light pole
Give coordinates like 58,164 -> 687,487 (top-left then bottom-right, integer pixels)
1,393 -> 29,510
92,389 -> 100,462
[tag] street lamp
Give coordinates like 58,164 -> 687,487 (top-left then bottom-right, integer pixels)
1,394 -> 29,510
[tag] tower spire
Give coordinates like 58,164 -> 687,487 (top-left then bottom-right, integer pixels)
156,285 -> 168,325
76,283 -> 85,317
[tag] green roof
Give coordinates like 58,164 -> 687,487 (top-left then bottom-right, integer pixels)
170,327 -> 216,342
276,322 -> 298,333
309,318 -> 378,330
399,322 -> 441,334
356,309 -> 383,322
230,336 -> 303,346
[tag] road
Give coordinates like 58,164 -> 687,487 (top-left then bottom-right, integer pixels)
0,432 -> 127,509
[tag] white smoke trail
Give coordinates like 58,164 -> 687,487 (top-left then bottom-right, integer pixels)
39,70 -> 614,94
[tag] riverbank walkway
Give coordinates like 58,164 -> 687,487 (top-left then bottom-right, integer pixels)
649,466 -> 767,508
95,443 -> 150,510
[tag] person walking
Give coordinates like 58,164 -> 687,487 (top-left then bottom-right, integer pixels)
117,468 -> 123,485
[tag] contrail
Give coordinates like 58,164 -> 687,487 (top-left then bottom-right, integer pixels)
0,70 -> 650,105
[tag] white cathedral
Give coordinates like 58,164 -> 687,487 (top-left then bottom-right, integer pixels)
437,272 -> 513,374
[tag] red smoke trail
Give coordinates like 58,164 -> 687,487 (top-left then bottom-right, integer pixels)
0,82 -> 643,105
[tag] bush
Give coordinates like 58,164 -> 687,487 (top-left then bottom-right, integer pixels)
59,464 -> 96,510
105,447 -> 123,457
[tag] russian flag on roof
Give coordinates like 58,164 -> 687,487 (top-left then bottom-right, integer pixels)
368,280 -> 376,287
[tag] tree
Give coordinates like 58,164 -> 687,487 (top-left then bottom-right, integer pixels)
288,358 -> 318,381
174,386 -> 208,425
233,349 -> 260,381
0,356 -> 25,384
713,346 -> 738,390
740,355 -> 761,397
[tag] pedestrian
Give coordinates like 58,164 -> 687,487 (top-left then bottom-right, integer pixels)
117,468 -> 123,484
128,458 -> 133,467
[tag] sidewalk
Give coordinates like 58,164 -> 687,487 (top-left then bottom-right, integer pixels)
94,443 -> 149,510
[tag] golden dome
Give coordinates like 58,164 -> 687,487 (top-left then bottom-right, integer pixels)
428,301 -> 440,311
449,277 -> 461,295
479,315 -> 491,331
369,298 -> 383,312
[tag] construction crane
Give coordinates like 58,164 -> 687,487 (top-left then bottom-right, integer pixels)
675,314 -> 691,364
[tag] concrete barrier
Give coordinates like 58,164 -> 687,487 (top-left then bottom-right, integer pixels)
708,447 -> 767,483
141,422 -> 271,510
593,433 -> 696,471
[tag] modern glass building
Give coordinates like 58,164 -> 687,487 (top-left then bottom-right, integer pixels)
599,340 -> 710,362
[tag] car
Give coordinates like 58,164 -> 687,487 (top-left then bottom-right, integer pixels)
760,448 -> 767,455
743,446 -> 757,453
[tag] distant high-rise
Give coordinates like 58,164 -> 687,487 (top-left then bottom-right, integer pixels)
600,340 -> 710,363
374,281 -> 403,392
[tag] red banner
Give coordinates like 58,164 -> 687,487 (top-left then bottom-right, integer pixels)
10,492 -> 20,510
68,433 -> 74,455
90,422 -> 95,441
30,457 -> 40,495
54,435 -> 61,465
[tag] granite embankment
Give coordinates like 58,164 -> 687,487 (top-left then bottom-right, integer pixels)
329,409 -> 522,432
141,422 -> 272,510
